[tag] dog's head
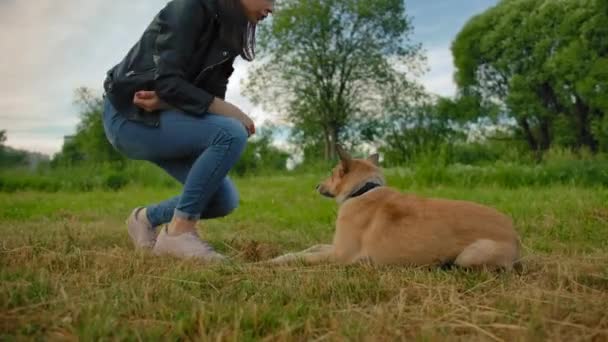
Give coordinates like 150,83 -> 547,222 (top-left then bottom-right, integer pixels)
317,145 -> 384,203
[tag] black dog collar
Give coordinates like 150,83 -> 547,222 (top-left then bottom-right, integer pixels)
346,182 -> 382,200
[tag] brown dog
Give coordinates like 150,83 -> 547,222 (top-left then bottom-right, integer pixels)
268,146 -> 521,270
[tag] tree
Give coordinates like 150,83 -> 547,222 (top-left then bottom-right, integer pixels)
452,0 -> 608,155
52,87 -> 125,166
0,130 -> 6,157
232,124 -> 290,176
381,104 -> 455,166
244,0 -> 424,160
0,130 -> 30,168
379,84 -> 470,166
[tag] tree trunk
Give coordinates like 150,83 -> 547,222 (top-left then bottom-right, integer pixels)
538,82 -> 564,114
323,127 -> 331,161
329,126 -> 339,161
539,118 -> 551,151
574,95 -> 598,152
518,117 -> 538,151
518,117 -> 546,162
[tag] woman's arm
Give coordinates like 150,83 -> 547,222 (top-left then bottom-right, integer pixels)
134,91 -> 255,136
208,98 -> 256,135
132,0 -> 255,135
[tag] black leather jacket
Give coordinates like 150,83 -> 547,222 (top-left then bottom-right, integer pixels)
103,0 -> 238,127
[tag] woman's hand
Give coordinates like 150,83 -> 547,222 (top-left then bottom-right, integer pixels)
133,91 -> 171,112
209,98 -> 256,136
234,111 -> 256,137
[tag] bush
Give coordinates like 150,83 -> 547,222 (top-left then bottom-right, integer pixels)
0,161 -> 178,193
232,126 -> 290,176
1,149 -> 607,192
385,157 -> 608,189
104,173 -> 129,191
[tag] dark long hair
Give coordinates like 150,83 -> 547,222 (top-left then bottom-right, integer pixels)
217,0 -> 256,61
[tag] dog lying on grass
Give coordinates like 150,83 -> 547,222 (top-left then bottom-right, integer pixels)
268,146 -> 521,271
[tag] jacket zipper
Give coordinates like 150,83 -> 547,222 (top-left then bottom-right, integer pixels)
125,67 -> 155,77
194,55 -> 230,84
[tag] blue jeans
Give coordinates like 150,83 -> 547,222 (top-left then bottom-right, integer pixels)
102,98 -> 248,226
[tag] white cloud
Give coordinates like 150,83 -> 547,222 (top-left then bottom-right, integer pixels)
419,45 -> 457,97
5,133 -> 65,156
225,58 -> 275,124
0,1 -> 169,155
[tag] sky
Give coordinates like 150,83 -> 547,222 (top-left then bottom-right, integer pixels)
0,0 -> 497,156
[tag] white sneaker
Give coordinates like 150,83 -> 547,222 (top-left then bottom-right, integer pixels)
126,207 -> 156,249
153,227 -> 226,262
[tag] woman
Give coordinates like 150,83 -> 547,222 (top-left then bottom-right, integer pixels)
102,0 -> 274,261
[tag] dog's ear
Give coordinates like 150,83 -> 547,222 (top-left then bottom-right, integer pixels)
367,153 -> 380,166
336,144 -> 352,173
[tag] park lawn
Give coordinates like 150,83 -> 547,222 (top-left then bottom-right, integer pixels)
1,173 -> 607,340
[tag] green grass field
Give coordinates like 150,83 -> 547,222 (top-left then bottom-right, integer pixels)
1,172 -> 607,340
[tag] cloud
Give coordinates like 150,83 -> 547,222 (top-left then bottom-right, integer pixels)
5,133 -> 65,156
0,0 -> 168,155
419,45 -> 457,97
225,59 -> 275,124
407,0 -> 500,97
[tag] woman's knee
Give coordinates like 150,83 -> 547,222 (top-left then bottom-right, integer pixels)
221,184 -> 240,215
203,188 -> 239,218
213,116 -> 248,150
220,198 -> 239,217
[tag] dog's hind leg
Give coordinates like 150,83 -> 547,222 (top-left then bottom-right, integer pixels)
454,239 -> 518,271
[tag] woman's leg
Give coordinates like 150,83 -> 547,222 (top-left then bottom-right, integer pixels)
145,173 -> 240,227
116,110 -> 247,215
104,99 -> 247,257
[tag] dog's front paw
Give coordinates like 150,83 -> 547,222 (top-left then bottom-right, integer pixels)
267,253 -> 299,264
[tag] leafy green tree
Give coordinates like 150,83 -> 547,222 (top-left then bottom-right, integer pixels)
381,94 -> 465,166
51,138 -> 85,167
452,0 -> 608,154
0,130 -> 29,168
53,87 -> 125,167
244,0 -> 424,161
72,87 -> 125,164
233,124 -> 290,176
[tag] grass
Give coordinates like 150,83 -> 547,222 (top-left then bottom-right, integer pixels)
1,172 -> 607,340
